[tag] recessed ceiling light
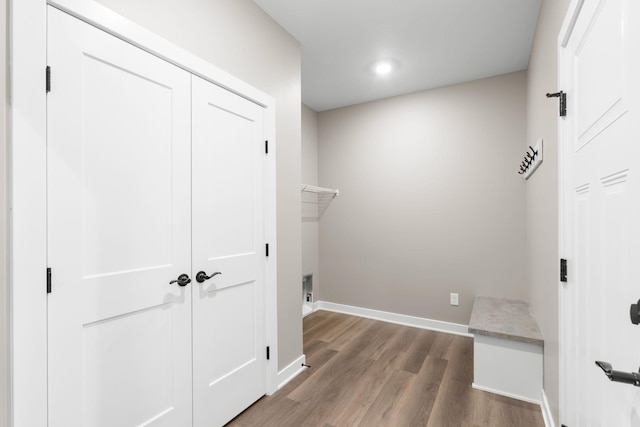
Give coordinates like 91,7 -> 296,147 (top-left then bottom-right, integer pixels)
374,62 -> 392,75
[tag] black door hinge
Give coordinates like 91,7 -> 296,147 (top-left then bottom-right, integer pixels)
265,140 -> 269,154
266,243 -> 269,257
560,258 -> 568,283
46,66 -> 51,93
47,267 -> 52,293
546,91 -> 566,117
266,346 -> 270,360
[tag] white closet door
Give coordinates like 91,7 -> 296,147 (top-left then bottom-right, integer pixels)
191,75 -> 267,427
559,0 -> 640,425
47,7 -> 192,427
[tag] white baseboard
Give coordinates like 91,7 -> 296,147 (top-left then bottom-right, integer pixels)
276,354 -> 306,391
471,383 -> 541,405
471,382 -> 554,424
540,389 -> 556,427
316,301 -> 471,337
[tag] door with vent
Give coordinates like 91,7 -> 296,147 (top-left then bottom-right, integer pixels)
559,0 -> 640,425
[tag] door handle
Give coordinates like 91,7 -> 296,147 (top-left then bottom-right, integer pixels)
195,271 -> 222,283
595,361 -> 640,386
630,299 -> 640,325
169,273 -> 191,287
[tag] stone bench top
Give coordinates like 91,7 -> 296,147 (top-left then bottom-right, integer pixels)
468,296 -> 544,346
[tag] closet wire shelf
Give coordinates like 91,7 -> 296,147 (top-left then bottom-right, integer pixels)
301,184 -> 339,220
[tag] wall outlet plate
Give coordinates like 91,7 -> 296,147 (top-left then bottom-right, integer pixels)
450,293 -> 459,306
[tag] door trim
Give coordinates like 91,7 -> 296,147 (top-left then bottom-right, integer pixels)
557,0 -> 585,424
9,1 -> 279,425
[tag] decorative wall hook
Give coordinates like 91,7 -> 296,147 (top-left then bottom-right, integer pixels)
518,139 -> 543,179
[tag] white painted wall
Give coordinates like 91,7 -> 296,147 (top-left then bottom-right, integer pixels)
525,0 -> 571,423
301,104 -> 320,302
318,71 -> 528,325
93,0 -> 303,372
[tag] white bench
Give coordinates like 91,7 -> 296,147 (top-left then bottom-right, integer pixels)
468,296 -> 544,404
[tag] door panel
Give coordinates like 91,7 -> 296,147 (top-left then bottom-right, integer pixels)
560,0 -> 640,425
203,106 -> 256,259
205,283 -> 257,385
82,304 -> 176,427
80,53 -> 175,279
192,75 -> 267,427
574,0 -> 625,150
47,7 -> 192,427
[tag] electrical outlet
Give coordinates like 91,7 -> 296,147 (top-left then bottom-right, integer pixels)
450,293 -> 459,306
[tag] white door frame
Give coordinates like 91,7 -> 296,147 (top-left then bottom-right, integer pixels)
557,0 -> 583,423
9,1 -> 279,425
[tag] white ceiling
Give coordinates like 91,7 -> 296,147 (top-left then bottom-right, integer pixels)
252,0 -> 542,112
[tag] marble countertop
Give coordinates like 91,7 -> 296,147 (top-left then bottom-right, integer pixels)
468,296 -> 544,346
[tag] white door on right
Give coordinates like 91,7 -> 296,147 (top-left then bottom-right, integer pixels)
559,0 -> 640,425
191,75 -> 268,427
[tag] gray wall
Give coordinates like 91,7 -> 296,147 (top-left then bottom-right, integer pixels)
318,71 -> 527,325
1,0 -> 8,423
301,105 -> 320,300
96,0 -> 303,370
525,0 -> 570,423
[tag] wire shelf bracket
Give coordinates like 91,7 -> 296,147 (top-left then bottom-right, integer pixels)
301,184 -> 339,220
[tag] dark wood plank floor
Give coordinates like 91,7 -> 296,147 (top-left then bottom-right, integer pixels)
227,311 -> 545,427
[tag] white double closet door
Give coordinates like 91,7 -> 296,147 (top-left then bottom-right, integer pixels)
47,7 -> 267,427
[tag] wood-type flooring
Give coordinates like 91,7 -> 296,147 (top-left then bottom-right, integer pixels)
227,310 -> 545,427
